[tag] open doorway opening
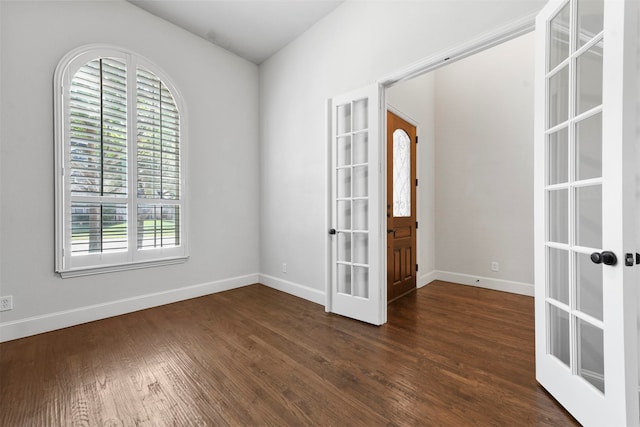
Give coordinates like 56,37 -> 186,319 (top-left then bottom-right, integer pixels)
385,30 -> 536,303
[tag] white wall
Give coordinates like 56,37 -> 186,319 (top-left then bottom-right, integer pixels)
0,0 -> 260,340
259,1 -> 545,298
433,32 -> 536,287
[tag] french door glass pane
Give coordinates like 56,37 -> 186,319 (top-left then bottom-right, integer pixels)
353,99 -> 368,131
576,252 -> 603,321
353,133 -> 368,164
549,247 -> 570,305
577,0 -> 604,48
353,266 -> 369,298
549,304 -> 571,367
337,104 -> 351,134
549,2 -> 571,71
549,66 -> 569,127
353,233 -> 368,264
353,200 -> 368,230
337,168 -> 351,198
576,185 -> 602,249
576,42 -> 603,115
549,189 -> 569,244
337,232 -> 351,262
548,127 -> 569,185
353,166 -> 368,197
337,201 -> 351,230
337,136 -> 351,167
337,264 -> 351,295
576,113 -> 602,180
578,318 -> 605,393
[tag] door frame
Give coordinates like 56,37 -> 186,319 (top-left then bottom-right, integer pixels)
326,12 -> 538,312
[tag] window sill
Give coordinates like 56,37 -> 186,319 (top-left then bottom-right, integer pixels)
57,256 -> 189,278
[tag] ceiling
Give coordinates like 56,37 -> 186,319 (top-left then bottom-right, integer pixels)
128,0 -> 344,64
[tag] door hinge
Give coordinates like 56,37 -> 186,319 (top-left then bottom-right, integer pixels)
416,221 -> 418,229
416,264 -> 419,272
416,178 -> 418,187
415,136 -> 418,144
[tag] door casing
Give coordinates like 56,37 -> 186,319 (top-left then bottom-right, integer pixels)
327,13 -> 538,314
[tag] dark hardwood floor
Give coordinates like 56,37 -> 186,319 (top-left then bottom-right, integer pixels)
0,281 -> 578,426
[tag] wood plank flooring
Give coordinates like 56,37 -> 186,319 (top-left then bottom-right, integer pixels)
0,281 -> 578,426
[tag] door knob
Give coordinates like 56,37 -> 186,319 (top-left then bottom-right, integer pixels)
590,251 -> 617,266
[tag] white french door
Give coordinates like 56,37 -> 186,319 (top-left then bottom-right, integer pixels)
534,0 -> 638,425
327,84 -> 385,325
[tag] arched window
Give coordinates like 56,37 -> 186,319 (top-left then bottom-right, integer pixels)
54,45 -> 187,277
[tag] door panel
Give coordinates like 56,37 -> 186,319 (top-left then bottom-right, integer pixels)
328,85 -> 384,325
386,111 -> 417,302
534,0 -> 638,425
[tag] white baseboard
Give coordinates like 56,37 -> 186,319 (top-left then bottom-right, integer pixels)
0,273 -> 259,343
0,270 -> 532,343
431,270 -> 534,296
259,274 -> 325,306
418,271 -> 439,288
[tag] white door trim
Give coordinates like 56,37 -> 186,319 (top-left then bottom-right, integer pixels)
378,12 -> 537,88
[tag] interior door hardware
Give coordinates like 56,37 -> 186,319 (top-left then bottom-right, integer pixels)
625,253 -> 634,267
328,229 -> 336,235
590,251 -> 617,266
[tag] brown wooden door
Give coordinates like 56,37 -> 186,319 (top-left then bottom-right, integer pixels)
386,111 -> 417,303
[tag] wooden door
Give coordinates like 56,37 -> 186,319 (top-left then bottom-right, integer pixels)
386,111 -> 417,302
533,0 -> 638,425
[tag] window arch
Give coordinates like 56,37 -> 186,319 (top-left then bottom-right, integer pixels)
54,45 -> 187,277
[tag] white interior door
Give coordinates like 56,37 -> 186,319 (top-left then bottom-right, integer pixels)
327,84 -> 385,325
534,0 -> 638,425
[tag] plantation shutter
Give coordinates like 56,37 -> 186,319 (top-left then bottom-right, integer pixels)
69,58 -> 128,254
136,67 -> 181,249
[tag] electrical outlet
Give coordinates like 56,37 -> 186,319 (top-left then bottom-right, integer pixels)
0,295 -> 13,312
491,262 -> 500,272
282,263 -> 287,273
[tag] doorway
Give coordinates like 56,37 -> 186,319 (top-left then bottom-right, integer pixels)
384,31 -> 536,298
386,110 -> 417,302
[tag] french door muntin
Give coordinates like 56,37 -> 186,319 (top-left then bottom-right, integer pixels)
328,84 -> 385,326
535,0 -> 638,425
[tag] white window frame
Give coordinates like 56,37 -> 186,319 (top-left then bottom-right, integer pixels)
54,45 -> 188,278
